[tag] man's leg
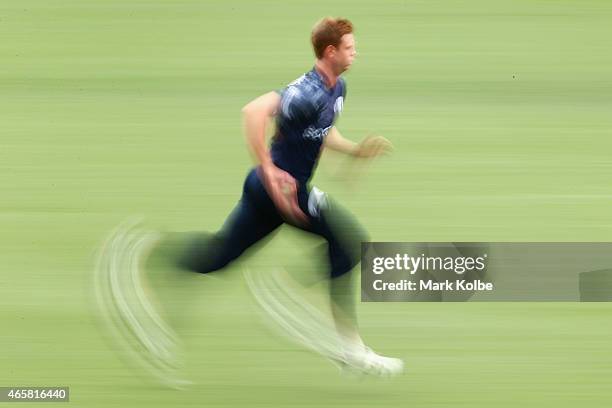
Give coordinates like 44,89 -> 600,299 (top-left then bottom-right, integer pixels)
155,169 -> 284,275
300,196 -> 367,344
295,190 -> 404,375
178,197 -> 282,274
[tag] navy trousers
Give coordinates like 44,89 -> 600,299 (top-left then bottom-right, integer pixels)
179,167 -> 368,279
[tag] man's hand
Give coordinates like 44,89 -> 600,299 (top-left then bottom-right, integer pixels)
353,135 -> 393,158
259,164 -> 309,227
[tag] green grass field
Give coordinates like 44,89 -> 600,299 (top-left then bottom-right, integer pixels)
2,0 -> 612,406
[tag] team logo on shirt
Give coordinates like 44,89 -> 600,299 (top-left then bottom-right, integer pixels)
333,96 -> 344,114
303,125 -> 332,141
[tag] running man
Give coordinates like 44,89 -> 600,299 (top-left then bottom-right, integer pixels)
98,17 -> 403,380
179,17 -> 402,376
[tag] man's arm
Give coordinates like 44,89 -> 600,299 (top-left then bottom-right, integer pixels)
241,91 -> 280,169
325,127 -> 392,157
325,126 -> 358,155
241,92 -> 308,226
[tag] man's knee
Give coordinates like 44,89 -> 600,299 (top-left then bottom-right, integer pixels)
177,231 -> 235,274
324,211 -> 370,279
330,253 -> 355,279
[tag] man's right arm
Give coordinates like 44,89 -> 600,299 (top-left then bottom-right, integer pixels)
241,92 -> 308,226
241,91 -> 280,170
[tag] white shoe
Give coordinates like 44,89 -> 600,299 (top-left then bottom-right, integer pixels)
342,345 -> 404,377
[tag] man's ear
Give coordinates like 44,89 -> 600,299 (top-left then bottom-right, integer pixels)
324,44 -> 336,58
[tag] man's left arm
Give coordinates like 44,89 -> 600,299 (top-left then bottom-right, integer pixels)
325,127 -> 392,158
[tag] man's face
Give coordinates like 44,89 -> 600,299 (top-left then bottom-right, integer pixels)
332,33 -> 357,73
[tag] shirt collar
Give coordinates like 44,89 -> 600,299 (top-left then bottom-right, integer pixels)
312,66 -> 337,90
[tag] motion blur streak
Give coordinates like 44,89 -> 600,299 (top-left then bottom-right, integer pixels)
94,220 -> 189,389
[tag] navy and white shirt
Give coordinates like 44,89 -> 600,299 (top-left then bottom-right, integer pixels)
270,67 -> 347,185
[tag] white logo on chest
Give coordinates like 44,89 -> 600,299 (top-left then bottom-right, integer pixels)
303,125 -> 332,141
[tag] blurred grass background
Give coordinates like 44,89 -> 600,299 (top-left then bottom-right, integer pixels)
1,0 -> 612,406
